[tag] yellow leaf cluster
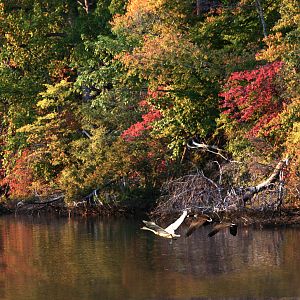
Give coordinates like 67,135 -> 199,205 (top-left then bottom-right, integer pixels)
256,33 -> 298,62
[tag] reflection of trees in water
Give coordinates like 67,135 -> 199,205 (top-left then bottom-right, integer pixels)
121,225 -> 300,299
0,223 -> 6,271
239,228 -> 284,268
0,216 -> 140,300
139,226 -> 287,277
0,223 -> 6,299
0,216 -> 300,299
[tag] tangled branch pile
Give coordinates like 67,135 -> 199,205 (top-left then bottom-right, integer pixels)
153,170 -> 239,216
152,163 -> 286,219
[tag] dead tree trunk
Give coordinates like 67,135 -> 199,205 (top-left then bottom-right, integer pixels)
242,158 -> 288,205
255,0 -> 268,38
77,0 -> 92,14
196,0 -> 202,16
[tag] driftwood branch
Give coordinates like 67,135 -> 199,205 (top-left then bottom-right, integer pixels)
187,140 -> 240,163
243,158 -> 288,204
16,194 -> 64,208
75,180 -> 120,207
81,188 -> 103,206
153,170 -> 236,219
15,194 -> 65,214
32,195 -> 64,205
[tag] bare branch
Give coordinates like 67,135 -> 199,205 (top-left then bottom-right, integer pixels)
77,0 -> 92,14
81,130 -> 92,139
153,157 -> 289,219
187,140 -> 241,163
243,158 -> 288,204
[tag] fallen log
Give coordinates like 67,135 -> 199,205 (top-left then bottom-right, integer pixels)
15,194 -> 65,214
30,194 -> 65,205
242,158 -> 288,205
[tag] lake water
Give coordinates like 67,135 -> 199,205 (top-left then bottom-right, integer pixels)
0,215 -> 300,300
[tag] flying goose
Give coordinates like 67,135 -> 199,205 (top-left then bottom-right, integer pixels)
185,214 -> 212,237
141,210 -> 188,239
208,222 -> 238,237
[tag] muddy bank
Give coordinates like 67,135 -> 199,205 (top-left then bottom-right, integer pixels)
152,206 -> 300,229
0,200 -> 137,218
231,207 -> 300,227
1,201 -> 300,228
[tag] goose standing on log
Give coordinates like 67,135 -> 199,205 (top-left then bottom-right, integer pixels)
208,222 -> 238,237
141,210 -> 188,239
185,214 -> 212,237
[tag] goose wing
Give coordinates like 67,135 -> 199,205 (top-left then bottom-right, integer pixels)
208,223 -> 237,237
165,210 -> 187,234
142,221 -> 165,232
141,221 -> 171,236
186,217 -> 209,237
208,223 -> 225,237
208,228 -> 220,237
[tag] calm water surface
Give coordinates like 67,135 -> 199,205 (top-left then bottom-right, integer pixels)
0,215 -> 300,300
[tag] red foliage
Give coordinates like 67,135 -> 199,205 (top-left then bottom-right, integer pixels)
121,109 -> 161,141
1,150 -> 34,198
121,88 -> 163,141
155,159 -> 167,174
220,61 -> 284,137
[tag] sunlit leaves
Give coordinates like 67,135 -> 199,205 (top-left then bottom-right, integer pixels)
115,11 -> 220,155
0,150 -> 34,198
121,99 -> 162,141
220,61 -> 284,137
0,0 -> 299,204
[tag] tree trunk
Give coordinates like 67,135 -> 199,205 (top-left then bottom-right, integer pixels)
84,0 -> 91,14
196,0 -> 201,16
255,0 -> 268,38
77,0 -> 92,14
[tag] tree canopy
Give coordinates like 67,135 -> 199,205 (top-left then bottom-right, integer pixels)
0,0 -> 299,208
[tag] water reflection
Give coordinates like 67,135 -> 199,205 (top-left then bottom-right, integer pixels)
0,215 -> 299,300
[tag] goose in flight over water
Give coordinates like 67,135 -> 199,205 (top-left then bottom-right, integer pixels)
185,214 -> 212,237
141,210 -> 188,239
208,222 -> 238,237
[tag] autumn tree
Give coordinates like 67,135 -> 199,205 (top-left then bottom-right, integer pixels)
0,1 -> 72,198
0,0 -> 116,199
0,0 -> 298,208
219,0 -> 299,202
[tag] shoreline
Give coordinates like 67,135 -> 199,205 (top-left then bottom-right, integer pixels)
227,207 -> 300,227
0,202 -> 300,228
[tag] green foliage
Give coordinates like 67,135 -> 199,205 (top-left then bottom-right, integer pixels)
218,0 -> 299,199
0,0 -> 299,205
